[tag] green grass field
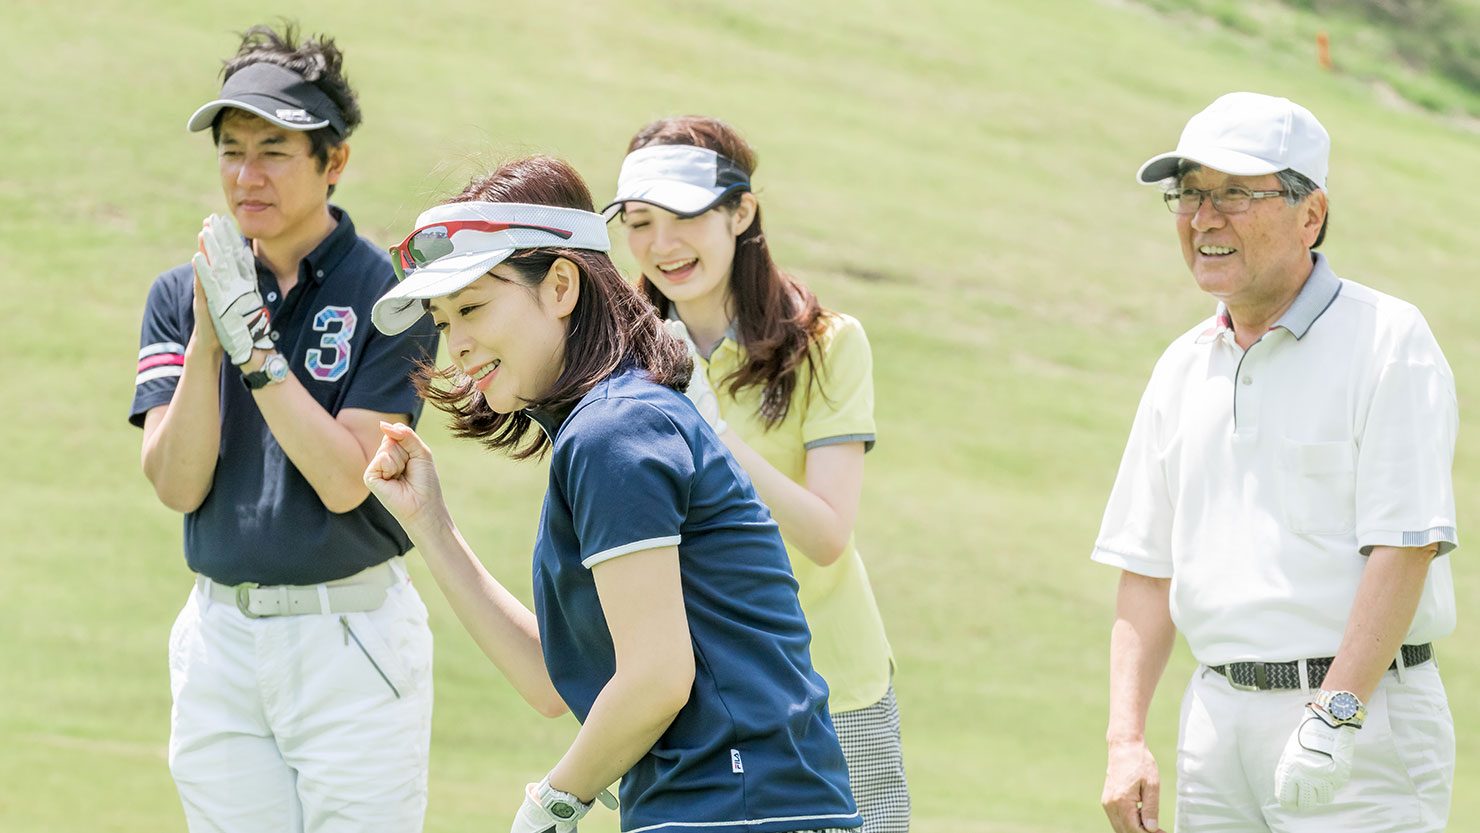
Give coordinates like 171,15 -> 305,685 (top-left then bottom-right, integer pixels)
4,1 -> 1479,830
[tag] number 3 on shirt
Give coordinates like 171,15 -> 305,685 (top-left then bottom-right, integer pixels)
306,305 -> 356,382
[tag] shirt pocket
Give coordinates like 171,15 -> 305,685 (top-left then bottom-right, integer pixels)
1281,439 -> 1357,535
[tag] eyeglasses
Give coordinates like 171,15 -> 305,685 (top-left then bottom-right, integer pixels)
389,220 -> 574,281
1163,186 -> 1288,215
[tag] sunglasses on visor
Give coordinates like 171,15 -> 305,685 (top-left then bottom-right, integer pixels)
388,219 -> 575,281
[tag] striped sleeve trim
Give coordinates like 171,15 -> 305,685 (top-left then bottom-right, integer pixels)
1359,526 -> 1458,557
136,342 -> 186,386
139,341 -> 185,359
136,365 -> 184,385
626,811 -> 862,833
803,433 -> 876,452
581,535 -> 682,569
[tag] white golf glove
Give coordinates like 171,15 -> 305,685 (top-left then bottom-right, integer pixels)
192,213 -> 273,366
665,319 -> 726,435
1273,705 -> 1358,809
509,778 -> 615,833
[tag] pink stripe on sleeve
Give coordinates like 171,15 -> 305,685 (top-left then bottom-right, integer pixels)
138,353 -> 185,372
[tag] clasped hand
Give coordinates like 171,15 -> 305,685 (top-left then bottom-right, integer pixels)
364,421 -> 448,532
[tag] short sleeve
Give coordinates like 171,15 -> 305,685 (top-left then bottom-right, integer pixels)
801,315 -> 877,452
1356,321 -> 1459,556
1091,378 -> 1175,578
340,312 -> 437,427
129,270 -> 191,428
557,397 -> 696,569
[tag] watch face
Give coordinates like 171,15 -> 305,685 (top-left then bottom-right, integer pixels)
1329,692 -> 1360,721
266,354 -> 290,382
548,801 -> 577,820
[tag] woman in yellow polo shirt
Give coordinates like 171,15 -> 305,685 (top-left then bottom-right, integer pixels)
604,116 -> 909,833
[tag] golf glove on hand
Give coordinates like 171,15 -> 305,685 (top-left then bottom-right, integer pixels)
1274,705 -> 1358,809
192,213 -> 273,366
665,319 -> 727,435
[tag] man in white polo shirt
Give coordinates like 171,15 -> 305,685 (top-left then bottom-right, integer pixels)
1094,92 -> 1458,833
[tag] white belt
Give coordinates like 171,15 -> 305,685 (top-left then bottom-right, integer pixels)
198,560 -> 401,618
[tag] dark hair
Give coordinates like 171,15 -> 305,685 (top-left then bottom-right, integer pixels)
419,156 -> 692,459
626,116 -> 830,428
210,22 -> 361,195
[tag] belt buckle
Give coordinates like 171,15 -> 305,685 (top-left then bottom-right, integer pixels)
235,582 -> 262,618
1228,674 -> 1258,692
1225,662 -> 1263,692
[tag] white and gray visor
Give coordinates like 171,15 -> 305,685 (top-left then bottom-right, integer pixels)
372,201 -> 611,336
601,144 -> 751,220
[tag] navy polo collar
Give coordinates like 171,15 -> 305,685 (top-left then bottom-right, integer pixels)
300,205 -> 357,284
527,406 -> 568,441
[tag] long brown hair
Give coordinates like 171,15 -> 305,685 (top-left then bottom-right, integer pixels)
418,156 -> 692,459
626,116 -> 829,427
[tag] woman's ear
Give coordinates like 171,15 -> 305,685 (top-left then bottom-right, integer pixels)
730,192 -> 758,237
543,257 -> 581,319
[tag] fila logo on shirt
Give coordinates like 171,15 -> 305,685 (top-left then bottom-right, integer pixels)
306,305 -> 356,382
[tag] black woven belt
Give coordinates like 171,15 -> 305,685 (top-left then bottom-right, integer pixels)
1210,643 -> 1433,691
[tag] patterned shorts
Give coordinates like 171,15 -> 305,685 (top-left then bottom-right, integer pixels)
832,685 -> 911,833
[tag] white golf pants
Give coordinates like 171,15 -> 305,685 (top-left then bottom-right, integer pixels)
1175,661 -> 1453,832
167,567 -> 433,833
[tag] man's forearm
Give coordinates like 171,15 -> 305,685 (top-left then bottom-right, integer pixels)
1319,545 -> 1436,701
1107,572 -> 1176,743
244,350 -> 376,513
141,340 -> 223,512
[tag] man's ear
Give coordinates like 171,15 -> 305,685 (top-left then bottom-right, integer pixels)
544,257 -> 581,319
325,142 -> 351,185
1301,190 -> 1328,248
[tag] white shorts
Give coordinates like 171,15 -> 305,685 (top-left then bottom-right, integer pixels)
167,567 -> 434,833
1176,660 -> 1453,832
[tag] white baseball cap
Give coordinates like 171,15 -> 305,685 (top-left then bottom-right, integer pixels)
1136,92 -> 1329,189
372,201 -> 611,336
601,144 -> 751,220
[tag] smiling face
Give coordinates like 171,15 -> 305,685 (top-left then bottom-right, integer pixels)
620,196 -> 755,309
217,110 -> 345,244
427,261 -> 577,414
1176,167 -> 1326,312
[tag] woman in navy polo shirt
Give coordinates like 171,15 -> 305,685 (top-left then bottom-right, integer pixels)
363,155 -> 859,833
607,116 -> 908,833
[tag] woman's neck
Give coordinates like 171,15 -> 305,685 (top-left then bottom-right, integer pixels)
673,290 -> 734,357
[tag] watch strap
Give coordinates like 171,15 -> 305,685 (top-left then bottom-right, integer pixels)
242,352 -> 288,390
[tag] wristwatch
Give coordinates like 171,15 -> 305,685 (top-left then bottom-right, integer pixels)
242,352 -> 291,390
1311,689 -> 1367,728
533,777 -> 592,822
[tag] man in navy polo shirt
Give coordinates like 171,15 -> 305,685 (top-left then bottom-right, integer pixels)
130,24 -> 437,832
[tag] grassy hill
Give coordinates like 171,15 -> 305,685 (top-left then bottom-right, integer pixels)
3,1 -> 1478,830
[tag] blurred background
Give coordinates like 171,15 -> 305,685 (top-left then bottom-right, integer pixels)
2,0 -> 1477,830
